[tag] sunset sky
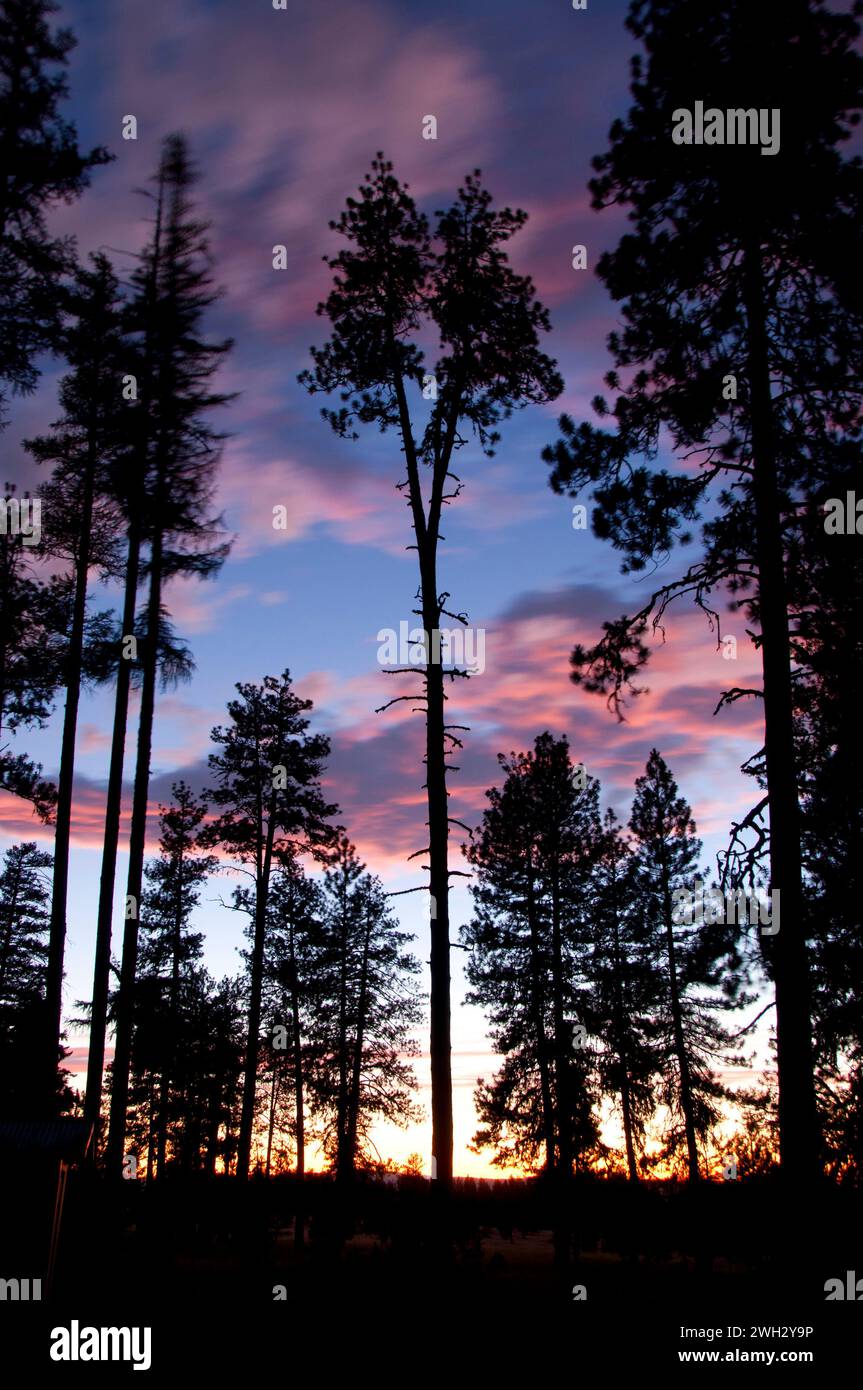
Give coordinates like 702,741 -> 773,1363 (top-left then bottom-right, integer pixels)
1,0 -> 771,1174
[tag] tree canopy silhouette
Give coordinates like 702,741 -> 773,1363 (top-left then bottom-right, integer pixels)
302,154 -> 562,1185
542,0 -> 863,1183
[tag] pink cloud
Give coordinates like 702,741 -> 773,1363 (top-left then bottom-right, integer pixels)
162,580 -> 252,635
0,584 -> 767,891
311,583 -> 767,869
61,0 -> 501,335
216,447 -> 408,558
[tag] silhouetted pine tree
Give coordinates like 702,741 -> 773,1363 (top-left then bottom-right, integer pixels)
83,159 -> 166,1150
0,840 -> 52,1109
202,671 -> 337,1178
588,809 -> 659,1181
133,782 -> 216,1176
793,485 -> 863,1178
119,965 -> 245,1175
312,837 -> 422,1181
177,969 -> 245,1175
105,133 -> 233,1174
0,485 -> 61,818
461,734 -> 602,1179
629,750 -> 747,1181
0,0 -> 110,420
542,0 -> 863,1182
25,252 -> 128,1108
301,156 -> 563,1186
260,857 -> 325,1233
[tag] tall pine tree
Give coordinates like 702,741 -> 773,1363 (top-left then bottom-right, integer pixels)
302,157 -> 563,1186
542,0 -> 863,1182
105,133 -> 233,1173
0,841 -> 52,1110
202,671 -> 337,1178
26,252 -> 128,1110
313,837 -> 423,1181
629,750 -> 748,1181
462,734 -> 601,1179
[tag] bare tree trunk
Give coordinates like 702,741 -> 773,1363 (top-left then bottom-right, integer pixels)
237,813 -> 276,1177
336,869 -> 350,1182
43,445 -> 96,1109
526,871 -> 556,1173
156,1067 -> 169,1178
743,239 -> 819,1184
620,1072 -> 639,1183
265,1065 -> 277,1177
146,1078 -> 156,1183
425,646 -> 453,1187
550,868 -> 571,1177
611,905 -> 639,1182
83,520 -> 142,1151
391,360 -> 456,1190
661,861 -> 699,1183
345,908 -> 372,1173
549,865 -> 574,1269
291,995 -> 305,1248
288,920 -> 306,1249
106,522 -> 164,1173
205,1083 -> 221,1175
156,866 -> 184,1176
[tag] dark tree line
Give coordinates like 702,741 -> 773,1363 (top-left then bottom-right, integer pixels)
100,766 -> 422,1182
462,734 -> 752,1183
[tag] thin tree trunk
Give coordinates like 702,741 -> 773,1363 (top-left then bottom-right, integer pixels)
265,1065 -> 277,1177
549,862 -> 574,1269
156,1067 -> 169,1177
236,811 -> 276,1178
336,868 -> 350,1181
620,1071 -> 639,1183
425,648 -> 453,1187
610,890 -> 639,1183
614,988 -> 639,1182
205,1081 -> 222,1175
106,523 -> 164,1172
0,541 -> 12,752
146,1077 -> 156,1183
550,867 -> 572,1178
661,861 -> 699,1183
156,852 -> 184,1175
345,908 -> 372,1174
290,955 -> 306,1248
743,239 -> 819,1184
526,871 -> 556,1174
391,358 -> 455,1190
43,447 -> 96,1109
83,519 -> 142,1150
